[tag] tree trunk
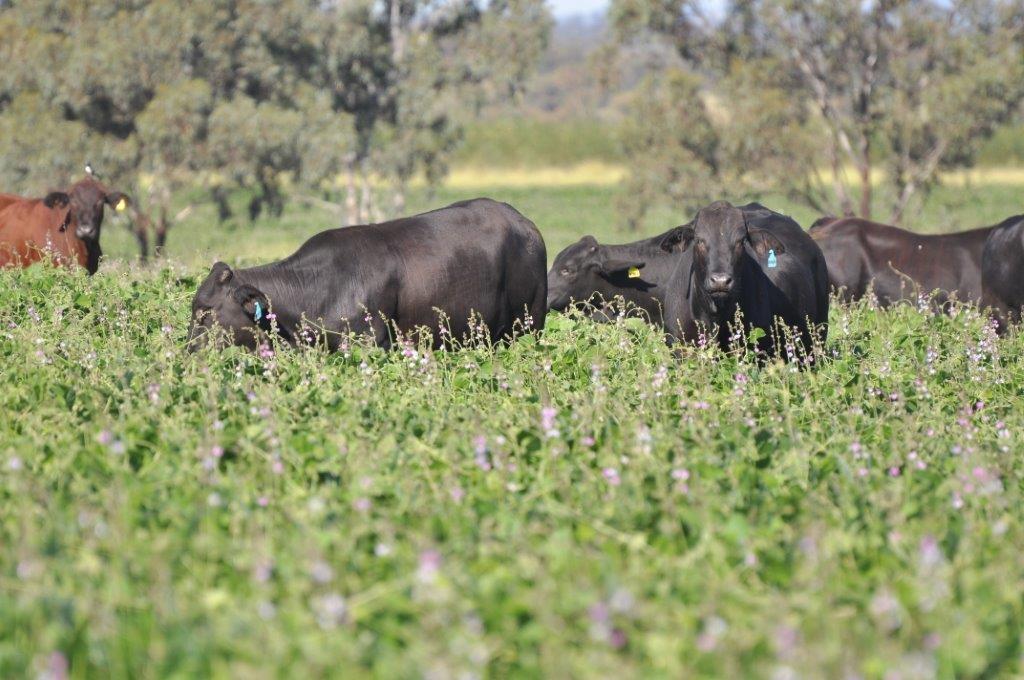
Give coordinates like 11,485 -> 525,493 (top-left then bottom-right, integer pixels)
155,206 -> 169,257
344,155 -> 358,226
127,206 -> 151,263
858,156 -> 872,219
393,187 -> 405,218
359,169 -> 373,224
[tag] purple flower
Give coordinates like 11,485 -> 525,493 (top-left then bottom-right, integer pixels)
96,429 -> 114,446
41,651 -> 68,680
257,496 -> 269,508
541,407 -> 559,437
418,550 -> 442,582
253,561 -> 273,583
919,535 -> 942,568
696,616 -> 728,652
313,593 -> 347,630
449,486 -> 465,503
602,468 -> 621,486
353,497 -> 371,512
309,561 -> 334,584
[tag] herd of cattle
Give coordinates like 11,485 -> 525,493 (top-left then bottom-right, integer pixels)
1,174 -> 1022,361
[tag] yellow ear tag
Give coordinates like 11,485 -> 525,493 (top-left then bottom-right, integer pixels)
628,267 -> 641,278
115,198 -> 127,212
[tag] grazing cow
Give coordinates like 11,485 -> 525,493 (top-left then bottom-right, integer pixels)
187,198 -> 547,351
661,201 -> 829,359
0,178 -> 130,274
981,214 -> 1024,327
809,217 -> 995,308
546,228 -> 687,324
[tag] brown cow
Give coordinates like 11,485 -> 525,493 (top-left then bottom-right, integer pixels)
0,178 -> 130,275
809,217 -> 994,309
0,193 -> 24,213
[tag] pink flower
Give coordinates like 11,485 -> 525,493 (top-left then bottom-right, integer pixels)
449,486 -> 465,503
418,550 -> 442,581
857,467 -> 869,478
888,466 -> 900,477
919,535 -> 942,568
43,651 -> 68,680
602,468 -> 621,486
541,407 -> 559,437
353,497 -> 371,512
211,445 -> 224,458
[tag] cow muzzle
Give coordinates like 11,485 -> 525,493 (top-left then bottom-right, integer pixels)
706,273 -> 734,298
76,224 -> 98,241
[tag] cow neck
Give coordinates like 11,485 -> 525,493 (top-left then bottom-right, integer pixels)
84,240 -> 101,275
236,262 -> 313,338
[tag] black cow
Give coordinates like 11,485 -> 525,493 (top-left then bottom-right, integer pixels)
809,217 -> 993,308
661,201 -> 829,359
982,214 -> 1024,328
187,198 -> 547,351
546,228 -> 686,324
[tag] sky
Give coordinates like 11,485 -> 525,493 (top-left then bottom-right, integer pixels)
548,0 -> 609,19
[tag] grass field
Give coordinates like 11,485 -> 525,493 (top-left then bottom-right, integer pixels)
103,178 -> 1024,268
3,180 -> 1024,677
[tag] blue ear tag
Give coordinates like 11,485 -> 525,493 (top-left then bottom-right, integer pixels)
767,249 -> 778,269
253,301 -> 263,322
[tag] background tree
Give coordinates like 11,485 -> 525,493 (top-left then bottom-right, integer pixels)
0,0 -> 551,250
610,0 -> 1024,226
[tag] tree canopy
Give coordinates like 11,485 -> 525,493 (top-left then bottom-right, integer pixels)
610,0 -> 1024,225
0,0 -> 551,248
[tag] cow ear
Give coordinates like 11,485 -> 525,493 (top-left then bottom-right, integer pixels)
43,192 -> 70,209
600,259 -> 645,276
233,285 -> 271,326
105,192 -> 131,212
747,229 -> 785,257
211,261 -> 234,285
661,225 -> 694,253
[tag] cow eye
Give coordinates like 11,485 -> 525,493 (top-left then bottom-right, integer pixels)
560,268 -> 571,276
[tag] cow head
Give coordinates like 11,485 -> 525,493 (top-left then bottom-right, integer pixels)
547,235 -> 645,311
65,177 -> 131,242
187,262 -> 271,351
661,201 -> 784,308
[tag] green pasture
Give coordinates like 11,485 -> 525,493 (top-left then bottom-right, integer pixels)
2,181 -> 1023,678
103,181 -> 1023,269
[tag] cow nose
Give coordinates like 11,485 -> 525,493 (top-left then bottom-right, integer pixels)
707,273 -> 733,291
